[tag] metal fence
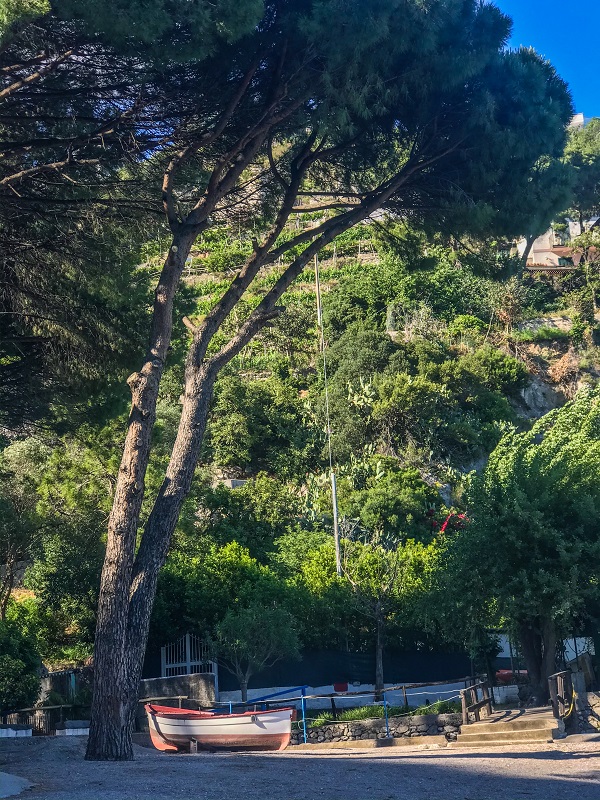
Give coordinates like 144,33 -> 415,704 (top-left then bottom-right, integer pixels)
161,633 -> 217,678
5,705 -> 82,735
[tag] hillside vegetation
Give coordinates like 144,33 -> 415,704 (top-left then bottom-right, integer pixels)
2,2 -> 600,757
4,219 -> 600,684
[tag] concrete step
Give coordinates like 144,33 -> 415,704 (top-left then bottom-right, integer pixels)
456,727 -> 559,745
293,735 -> 446,751
462,717 -> 557,733
448,737 -> 553,748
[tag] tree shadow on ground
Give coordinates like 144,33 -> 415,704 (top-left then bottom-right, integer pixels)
2,738 -> 600,800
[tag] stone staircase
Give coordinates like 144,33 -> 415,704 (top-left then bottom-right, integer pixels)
450,708 -> 564,748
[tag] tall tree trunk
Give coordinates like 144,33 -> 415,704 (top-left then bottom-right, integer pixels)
121,366 -> 220,728
374,608 -> 385,701
518,617 -> 556,705
85,168 -> 302,761
0,558 -> 15,621
540,616 -> 557,701
85,231 -> 197,761
85,140 -> 442,760
240,680 -> 248,703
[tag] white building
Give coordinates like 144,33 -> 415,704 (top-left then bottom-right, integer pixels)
517,217 -> 599,273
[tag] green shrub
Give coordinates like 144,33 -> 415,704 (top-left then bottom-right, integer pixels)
569,288 -> 595,325
448,314 -> 487,337
451,346 -> 527,393
306,699 -> 462,728
513,326 -> 570,343
570,314 -> 588,347
0,619 -> 41,715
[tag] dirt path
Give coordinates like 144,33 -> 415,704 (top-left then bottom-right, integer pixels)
1,737 -> 599,800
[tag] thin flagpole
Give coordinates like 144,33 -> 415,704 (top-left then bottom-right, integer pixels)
315,253 -> 342,575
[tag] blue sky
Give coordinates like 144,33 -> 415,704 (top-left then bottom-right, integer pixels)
496,0 -> 599,118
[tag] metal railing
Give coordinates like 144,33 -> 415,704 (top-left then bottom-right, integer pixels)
5,705 -> 78,735
138,695 -> 188,708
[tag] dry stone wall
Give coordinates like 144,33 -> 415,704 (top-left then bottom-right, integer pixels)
290,712 -> 462,745
577,691 -> 600,732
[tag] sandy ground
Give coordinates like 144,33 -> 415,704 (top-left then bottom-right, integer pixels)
1,737 -> 600,800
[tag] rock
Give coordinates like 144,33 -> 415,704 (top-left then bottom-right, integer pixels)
0,772 -> 32,798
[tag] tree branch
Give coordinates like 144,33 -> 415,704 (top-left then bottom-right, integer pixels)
0,49 -> 75,101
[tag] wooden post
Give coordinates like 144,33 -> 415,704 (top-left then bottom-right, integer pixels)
402,685 -> 408,709
508,636 -> 516,683
557,674 -> 566,717
482,682 -> 492,717
549,675 -> 559,719
461,690 -> 468,725
383,693 -> 390,738
330,697 -> 338,720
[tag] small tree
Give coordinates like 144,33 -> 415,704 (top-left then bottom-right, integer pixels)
570,228 -> 600,312
563,117 -> 600,231
215,603 -> 300,702
341,528 -> 426,699
0,619 -> 40,717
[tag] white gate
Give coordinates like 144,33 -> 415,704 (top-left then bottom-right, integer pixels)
160,633 -> 217,681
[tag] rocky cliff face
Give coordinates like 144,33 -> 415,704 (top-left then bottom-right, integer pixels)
515,340 -> 600,420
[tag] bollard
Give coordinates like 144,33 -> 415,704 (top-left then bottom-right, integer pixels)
383,692 -> 390,739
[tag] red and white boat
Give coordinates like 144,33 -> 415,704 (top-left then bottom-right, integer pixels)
145,704 -> 295,752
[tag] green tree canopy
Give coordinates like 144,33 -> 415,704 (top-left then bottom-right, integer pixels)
2,0 -> 575,760
215,602 -> 300,701
563,118 -> 600,227
439,388 -> 600,702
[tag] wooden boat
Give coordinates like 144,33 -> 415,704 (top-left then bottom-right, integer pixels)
145,703 -> 295,752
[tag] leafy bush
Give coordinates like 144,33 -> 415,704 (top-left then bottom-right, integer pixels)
307,699 -> 462,727
569,314 -> 588,347
205,375 -> 319,478
513,326 -> 570,343
0,619 -> 41,715
448,314 -> 487,336
568,287 -> 595,325
449,346 -> 527,394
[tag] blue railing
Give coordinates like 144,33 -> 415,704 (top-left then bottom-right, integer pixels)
208,685 -> 310,743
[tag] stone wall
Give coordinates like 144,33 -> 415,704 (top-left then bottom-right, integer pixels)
139,673 -> 216,706
577,691 -> 600,732
290,712 -> 462,745
136,673 -> 216,732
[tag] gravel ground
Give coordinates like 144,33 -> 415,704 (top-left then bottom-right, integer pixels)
1,737 -> 599,800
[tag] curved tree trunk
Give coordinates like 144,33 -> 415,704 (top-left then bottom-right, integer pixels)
85,231 -> 198,761
85,135 -> 443,760
519,234 -> 536,277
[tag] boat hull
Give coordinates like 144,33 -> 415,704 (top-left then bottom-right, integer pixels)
145,704 -> 293,752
